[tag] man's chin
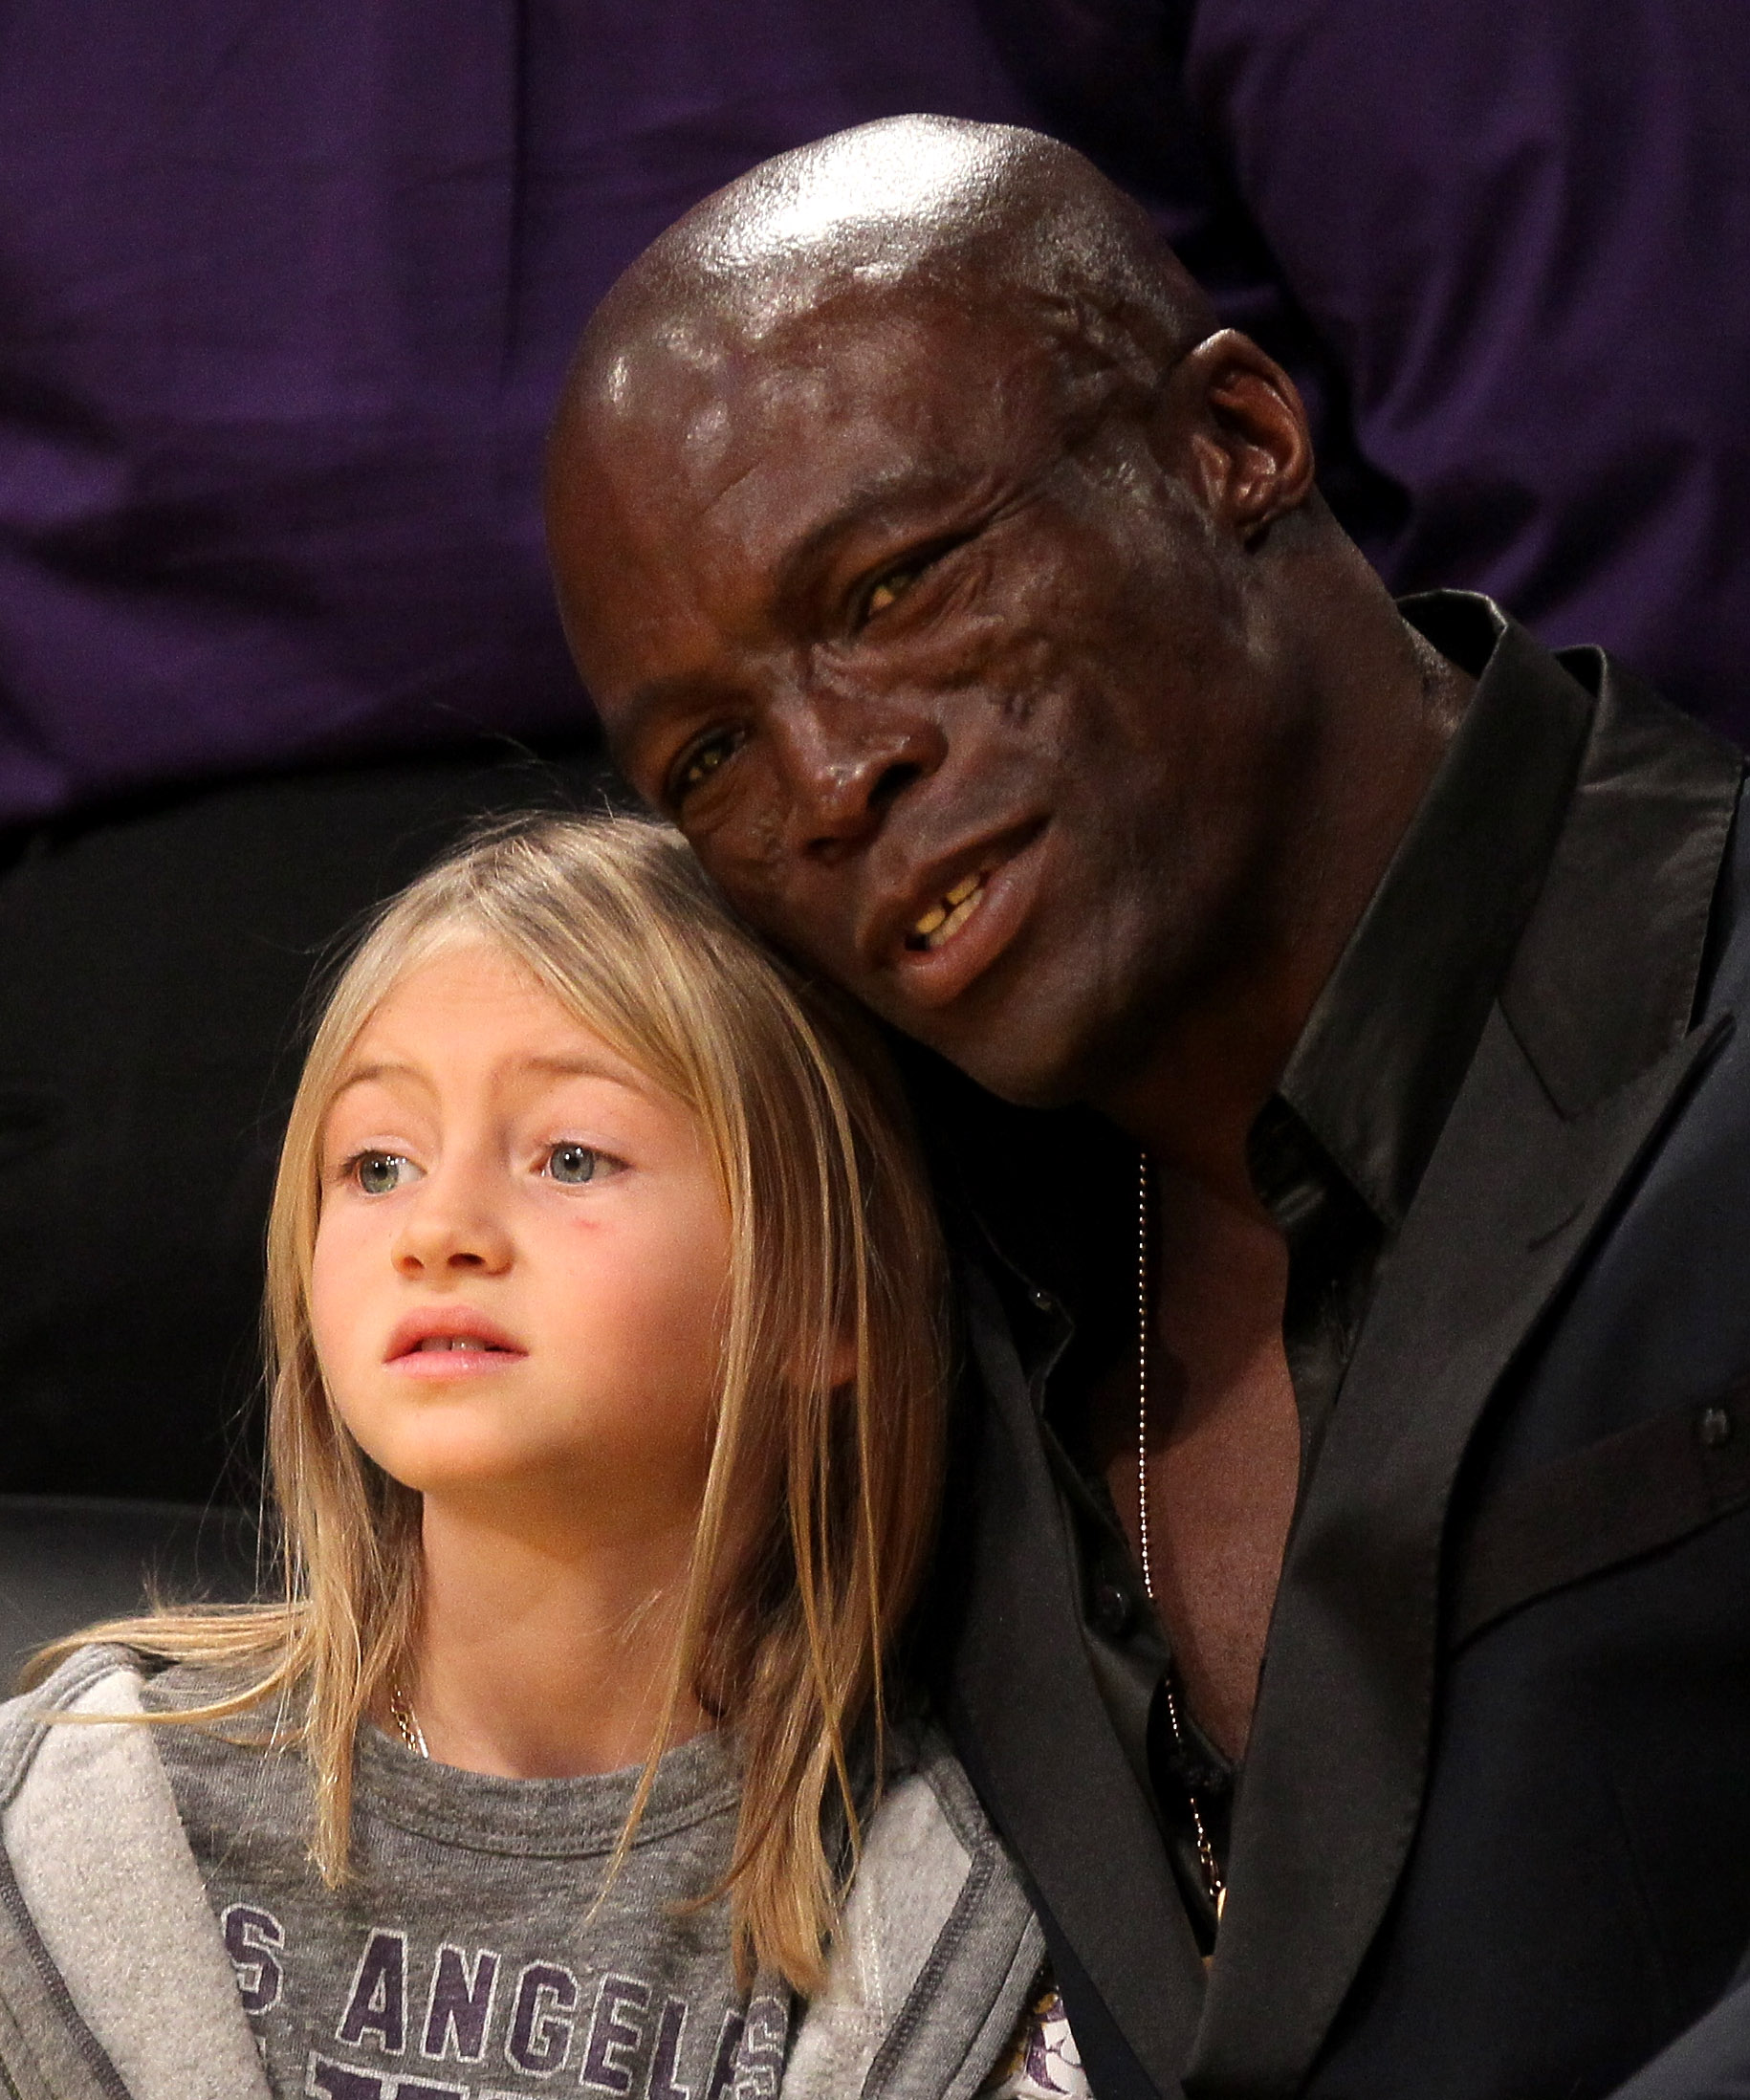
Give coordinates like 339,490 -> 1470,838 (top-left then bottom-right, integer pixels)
922,1000 -> 1141,1115
963,1056 -> 1090,1113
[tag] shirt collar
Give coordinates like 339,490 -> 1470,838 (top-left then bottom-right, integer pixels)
1271,592 -> 1597,1231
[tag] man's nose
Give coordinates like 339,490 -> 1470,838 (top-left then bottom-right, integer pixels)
772,689 -> 947,858
390,1168 -> 514,1280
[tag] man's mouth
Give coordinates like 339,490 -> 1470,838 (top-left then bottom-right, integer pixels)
867,818 -> 1049,1011
906,870 -> 989,952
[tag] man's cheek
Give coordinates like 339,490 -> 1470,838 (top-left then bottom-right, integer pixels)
687,777 -> 791,893
692,835 -> 815,954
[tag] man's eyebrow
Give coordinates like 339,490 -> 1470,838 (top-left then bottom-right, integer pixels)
615,473 -> 985,746
771,469 -> 983,609
770,474 -> 939,594
614,672 -> 724,757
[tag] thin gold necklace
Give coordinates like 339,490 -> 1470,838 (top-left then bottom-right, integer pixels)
388,1683 -> 429,1761
1137,1151 -> 1227,1923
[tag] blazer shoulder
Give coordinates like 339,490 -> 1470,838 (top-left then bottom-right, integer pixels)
1504,652 -> 1744,1116
1602,1968 -> 1750,2100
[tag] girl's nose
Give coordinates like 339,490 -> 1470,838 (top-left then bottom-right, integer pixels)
389,1173 -> 514,1279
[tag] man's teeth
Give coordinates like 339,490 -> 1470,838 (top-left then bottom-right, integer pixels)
910,872 -> 986,951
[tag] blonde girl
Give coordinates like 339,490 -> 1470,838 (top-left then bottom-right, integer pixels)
0,816 -> 1065,2100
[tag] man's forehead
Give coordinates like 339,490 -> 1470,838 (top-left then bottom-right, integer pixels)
584,282 -> 1059,496
552,113 -> 1215,569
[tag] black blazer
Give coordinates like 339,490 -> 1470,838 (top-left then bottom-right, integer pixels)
928,625 -> 1750,2100
1607,1958 -> 1750,2100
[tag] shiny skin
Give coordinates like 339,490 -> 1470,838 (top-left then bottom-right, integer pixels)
552,290 -> 1329,1113
310,944 -> 731,1540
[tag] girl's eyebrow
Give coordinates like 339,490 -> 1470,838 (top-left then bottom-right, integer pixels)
329,1060 -> 422,1098
329,1054 -> 649,1098
521,1053 -> 646,1087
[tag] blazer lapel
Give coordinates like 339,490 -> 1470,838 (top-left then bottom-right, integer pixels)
1188,1002 -> 1730,2099
943,1263 -> 1207,2100
1190,637 -> 1744,2100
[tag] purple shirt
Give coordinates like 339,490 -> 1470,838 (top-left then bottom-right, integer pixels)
0,2 -> 1088,824
997,0 -> 1750,733
2,1 -> 1743,826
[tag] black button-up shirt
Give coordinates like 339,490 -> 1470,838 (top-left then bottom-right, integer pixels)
930,594 -> 1590,1947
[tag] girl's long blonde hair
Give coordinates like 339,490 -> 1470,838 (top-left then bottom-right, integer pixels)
28,814 -> 949,1992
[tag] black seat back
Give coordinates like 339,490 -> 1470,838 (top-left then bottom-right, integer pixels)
0,1496 -> 264,1689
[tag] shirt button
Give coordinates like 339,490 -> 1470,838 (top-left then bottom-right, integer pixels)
1091,1581 -> 1133,1638
1698,1404 -> 1734,1448
1030,1287 -> 1055,1313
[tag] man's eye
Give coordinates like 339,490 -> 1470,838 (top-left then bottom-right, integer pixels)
349,1151 -> 420,1196
545,1143 -> 611,1186
864,561 -> 926,620
670,730 -> 743,804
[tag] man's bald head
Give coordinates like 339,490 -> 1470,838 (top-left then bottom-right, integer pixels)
556,116 -> 1217,458
541,116 -> 1447,1118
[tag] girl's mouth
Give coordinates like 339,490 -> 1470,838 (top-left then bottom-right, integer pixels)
384,1309 -> 527,1364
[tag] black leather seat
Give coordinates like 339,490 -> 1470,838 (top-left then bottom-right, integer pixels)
0,1497 -> 263,1689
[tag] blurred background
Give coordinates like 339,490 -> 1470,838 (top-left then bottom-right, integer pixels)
2,0 -> 1744,1650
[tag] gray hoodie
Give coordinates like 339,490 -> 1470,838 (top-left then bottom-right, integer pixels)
0,1649 -> 1047,2100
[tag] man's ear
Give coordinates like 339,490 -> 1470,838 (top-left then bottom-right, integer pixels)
1169,329 -> 1317,543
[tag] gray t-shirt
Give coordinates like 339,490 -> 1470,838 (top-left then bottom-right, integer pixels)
143,1667 -> 789,2100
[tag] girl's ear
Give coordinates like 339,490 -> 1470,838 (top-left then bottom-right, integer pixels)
800,1330 -> 858,1393
828,1332 -> 859,1390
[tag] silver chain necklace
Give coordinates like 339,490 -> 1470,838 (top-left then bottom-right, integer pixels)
1136,1151 -> 1227,1923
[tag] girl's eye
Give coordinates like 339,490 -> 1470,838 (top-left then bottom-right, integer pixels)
670,729 -> 744,806
545,1142 -> 608,1186
350,1151 -> 420,1196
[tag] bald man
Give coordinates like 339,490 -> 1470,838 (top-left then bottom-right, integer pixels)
546,120 -> 1750,2100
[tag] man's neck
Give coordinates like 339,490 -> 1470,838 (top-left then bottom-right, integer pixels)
1096,612 -> 1472,1198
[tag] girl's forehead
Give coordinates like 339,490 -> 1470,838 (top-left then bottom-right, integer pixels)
362,934 -> 548,1024
330,938 -> 658,1099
